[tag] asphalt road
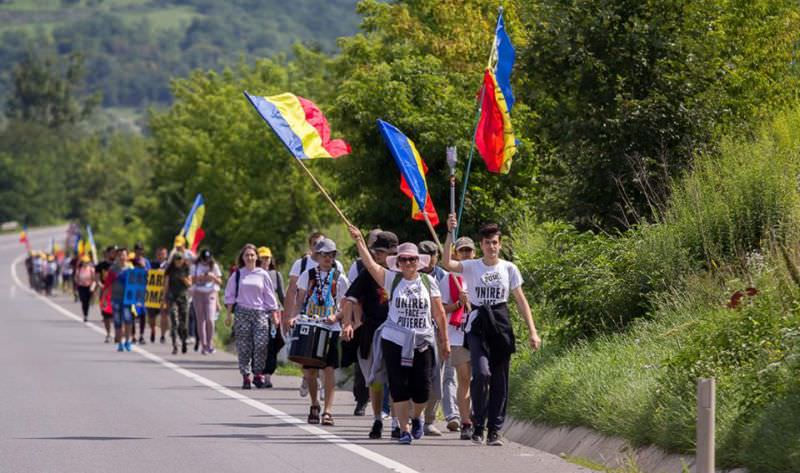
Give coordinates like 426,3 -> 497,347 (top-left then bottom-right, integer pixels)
0,227 -> 590,473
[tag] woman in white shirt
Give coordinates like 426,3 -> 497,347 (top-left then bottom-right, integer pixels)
349,226 -> 449,445
191,248 -> 222,355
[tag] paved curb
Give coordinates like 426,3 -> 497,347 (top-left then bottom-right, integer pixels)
502,418 -> 748,473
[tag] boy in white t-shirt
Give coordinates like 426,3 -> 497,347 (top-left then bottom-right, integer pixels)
443,214 -> 541,446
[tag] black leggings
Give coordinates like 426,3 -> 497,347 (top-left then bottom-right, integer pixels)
77,286 -> 92,317
381,339 -> 433,404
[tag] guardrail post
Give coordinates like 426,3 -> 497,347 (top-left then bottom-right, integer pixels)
697,378 -> 715,473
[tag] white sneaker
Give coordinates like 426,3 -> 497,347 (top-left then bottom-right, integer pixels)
424,423 -> 443,436
299,378 -> 309,397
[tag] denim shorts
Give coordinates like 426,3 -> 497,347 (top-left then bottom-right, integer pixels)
112,301 -> 133,328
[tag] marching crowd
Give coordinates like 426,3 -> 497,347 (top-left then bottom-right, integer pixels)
25,214 -> 541,447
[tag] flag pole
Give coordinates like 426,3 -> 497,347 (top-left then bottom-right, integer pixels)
292,157 -> 353,228
422,212 -> 442,251
456,6 -> 503,237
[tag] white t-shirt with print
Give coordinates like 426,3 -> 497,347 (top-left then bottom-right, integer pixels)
439,271 -> 468,347
296,268 -> 349,331
459,258 -> 523,333
289,255 -> 345,278
191,262 -> 222,293
381,270 -> 441,346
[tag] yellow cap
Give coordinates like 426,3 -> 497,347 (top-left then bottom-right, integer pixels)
80,255 -> 91,263
257,246 -> 272,258
174,235 -> 186,247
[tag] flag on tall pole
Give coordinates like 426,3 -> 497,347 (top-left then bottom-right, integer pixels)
244,91 -> 351,160
377,120 -> 440,226
86,224 -> 98,264
475,9 -> 517,174
179,193 -> 206,254
244,90 -> 354,227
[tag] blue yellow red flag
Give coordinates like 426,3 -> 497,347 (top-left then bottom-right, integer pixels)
86,224 -> 98,264
475,10 -> 517,174
377,120 -> 439,226
180,194 -> 206,253
244,91 -> 351,160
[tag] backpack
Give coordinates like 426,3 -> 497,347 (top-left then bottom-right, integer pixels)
389,272 -> 432,300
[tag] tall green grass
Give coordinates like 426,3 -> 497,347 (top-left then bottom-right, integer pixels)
510,108 -> 800,472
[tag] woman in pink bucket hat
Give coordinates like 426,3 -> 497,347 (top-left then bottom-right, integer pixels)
348,226 -> 450,445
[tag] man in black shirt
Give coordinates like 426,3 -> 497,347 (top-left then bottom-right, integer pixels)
341,231 -> 398,439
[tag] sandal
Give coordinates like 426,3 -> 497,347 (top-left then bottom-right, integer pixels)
308,405 -> 321,424
321,412 -> 334,426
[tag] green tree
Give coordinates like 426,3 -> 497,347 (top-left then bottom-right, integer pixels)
518,0 -> 800,229
146,56 -> 339,262
5,51 -> 99,128
330,0 -> 539,242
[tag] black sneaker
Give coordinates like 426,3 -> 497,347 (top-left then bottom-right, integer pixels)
471,426 -> 485,445
150,333 -> 156,343
460,423 -> 474,440
138,337 -> 145,345
160,336 -> 166,344
242,375 -> 252,390
369,419 -> 383,439
83,315 -> 88,322
391,426 -> 401,439
181,341 -> 187,354
353,400 -> 368,416
486,430 -> 504,446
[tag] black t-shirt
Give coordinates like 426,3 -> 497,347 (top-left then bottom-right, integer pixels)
345,268 -> 389,357
165,263 -> 190,297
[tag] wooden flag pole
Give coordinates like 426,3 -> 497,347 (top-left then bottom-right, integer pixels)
293,157 -> 353,228
422,212 -> 442,251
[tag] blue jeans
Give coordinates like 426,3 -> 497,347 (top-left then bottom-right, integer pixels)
112,301 -> 133,328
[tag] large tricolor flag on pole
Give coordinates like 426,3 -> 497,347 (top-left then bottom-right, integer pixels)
244,91 -> 351,160
377,120 -> 440,226
475,10 -> 517,174
180,193 -> 205,254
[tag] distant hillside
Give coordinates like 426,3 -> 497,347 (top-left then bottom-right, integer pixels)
0,0 -> 360,114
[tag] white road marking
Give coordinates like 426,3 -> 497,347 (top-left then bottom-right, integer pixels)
9,254 -> 419,473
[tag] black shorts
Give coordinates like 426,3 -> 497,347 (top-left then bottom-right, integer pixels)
303,331 -> 340,370
381,339 -> 433,404
146,307 -> 161,319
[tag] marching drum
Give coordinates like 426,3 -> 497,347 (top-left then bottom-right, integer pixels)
288,319 -> 332,368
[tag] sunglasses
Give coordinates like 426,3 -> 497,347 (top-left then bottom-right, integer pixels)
397,256 -> 419,264
319,251 -> 337,258
457,247 -> 474,253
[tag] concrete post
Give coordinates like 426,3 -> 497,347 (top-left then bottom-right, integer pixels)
696,378 -> 715,473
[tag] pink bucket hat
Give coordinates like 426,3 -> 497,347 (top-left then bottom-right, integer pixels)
386,242 -> 430,271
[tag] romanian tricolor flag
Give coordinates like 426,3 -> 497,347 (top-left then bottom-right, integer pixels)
244,91 -> 351,160
475,10 -> 517,174
377,120 -> 439,226
180,193 -> 206,254
86,224 -> 98,264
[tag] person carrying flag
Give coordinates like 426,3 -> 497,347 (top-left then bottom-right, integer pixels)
442,214 -> 541,446
349,227 -> 450,445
